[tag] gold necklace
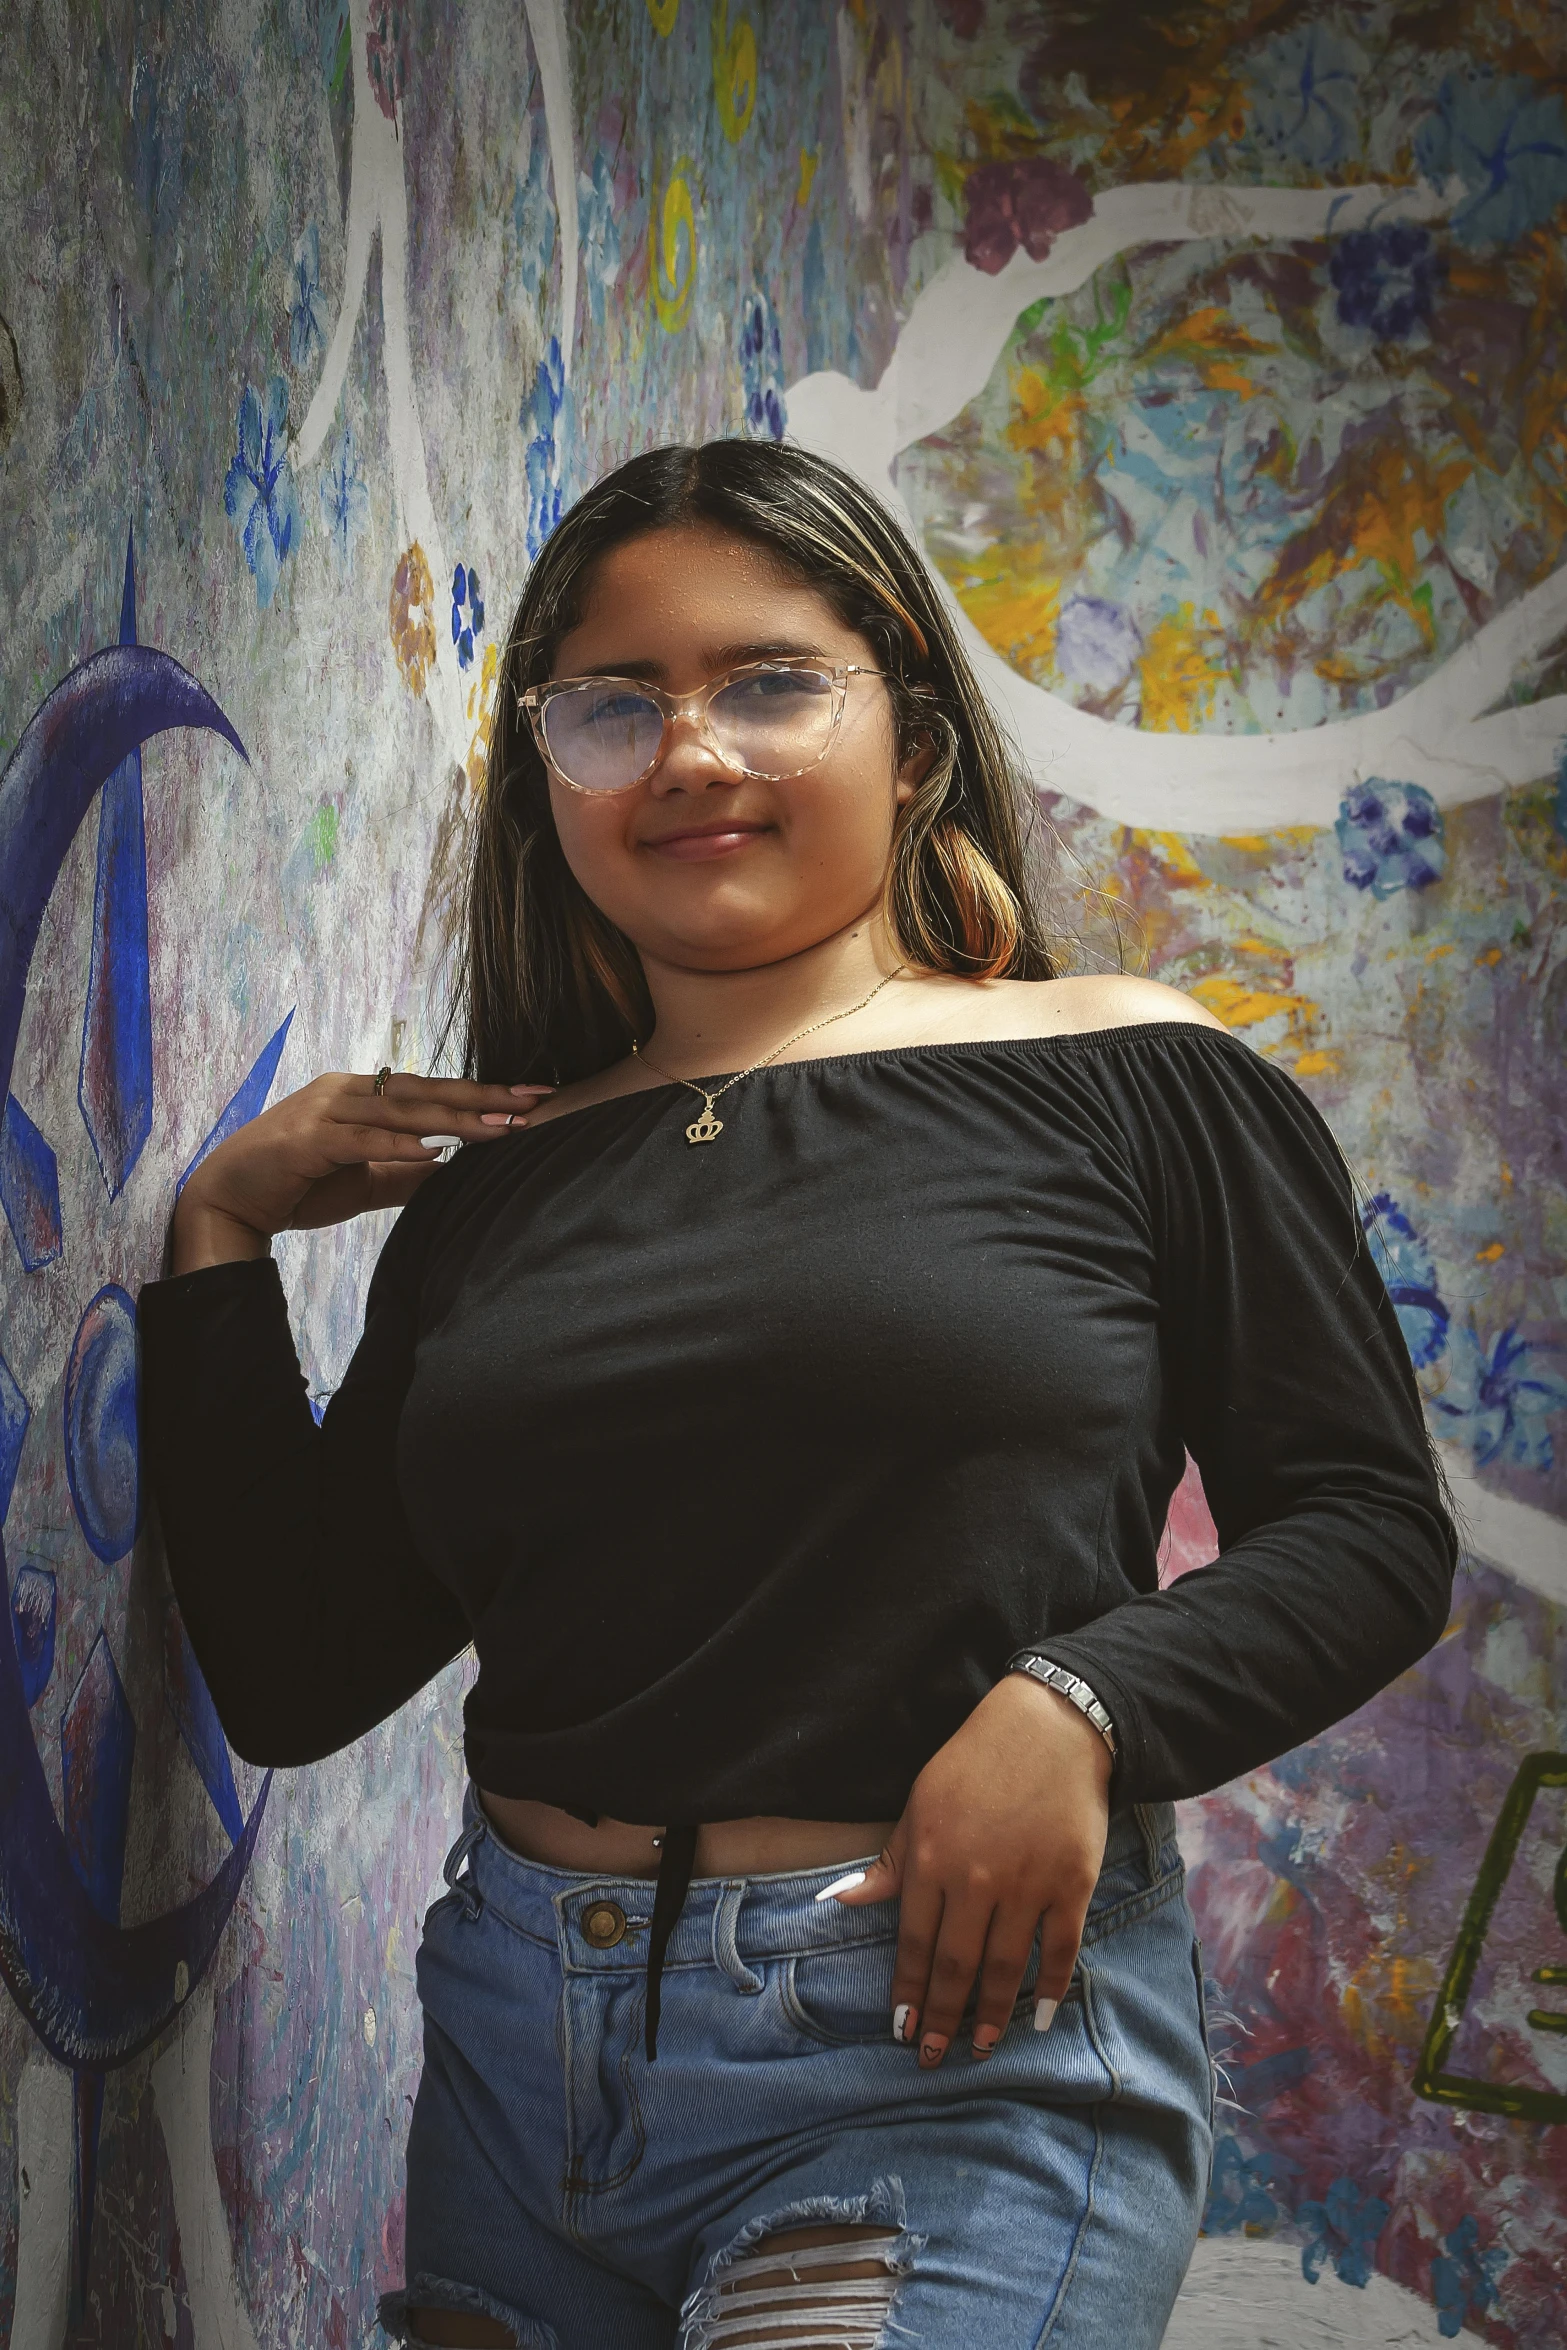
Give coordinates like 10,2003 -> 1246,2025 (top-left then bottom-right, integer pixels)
632,967 -> 905,1145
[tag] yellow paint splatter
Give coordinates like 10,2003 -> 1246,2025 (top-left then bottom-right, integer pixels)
1475,944 -> 1504,966
1342,1952 -> 1439,2061
1475,1241 -> 1505,1263
1140,304 -> 1278,399
465,639 -> 500,796
1258,437 -> 1469,660
712,0 -> 757,143
1503,777 -> 1567,881
947,539 -> 1060,677
1007,366 -> 1087,469
1138,605 -> 1225,732
1188,974 -> 1327,1064
796,147 -> 818,207
1188,976 -> 1312,1030
389,543 -> 437,698
650,162 -> 697,332
1263,1877 -> 1298,1927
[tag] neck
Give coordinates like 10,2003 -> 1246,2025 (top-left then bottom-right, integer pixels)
638,911 -> 904,1074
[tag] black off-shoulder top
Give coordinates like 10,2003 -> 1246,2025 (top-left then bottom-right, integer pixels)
138,1022 -> 1457,1820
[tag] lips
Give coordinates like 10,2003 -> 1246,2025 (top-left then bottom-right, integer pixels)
643,821 -> 772,861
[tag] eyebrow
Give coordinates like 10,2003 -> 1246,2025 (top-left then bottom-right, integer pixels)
568,637 -> 833,681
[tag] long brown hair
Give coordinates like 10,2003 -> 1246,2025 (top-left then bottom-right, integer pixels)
444,440 -> 1061,1086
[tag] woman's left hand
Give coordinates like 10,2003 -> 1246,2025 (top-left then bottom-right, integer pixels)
830,1671 -> 1113,2065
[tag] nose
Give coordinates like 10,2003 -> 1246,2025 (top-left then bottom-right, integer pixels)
646,703 -> 742,796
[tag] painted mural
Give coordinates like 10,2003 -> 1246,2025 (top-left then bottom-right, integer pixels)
1,2 -> 1565,2344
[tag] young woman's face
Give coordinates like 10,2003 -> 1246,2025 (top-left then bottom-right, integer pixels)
545,521 -> 926,974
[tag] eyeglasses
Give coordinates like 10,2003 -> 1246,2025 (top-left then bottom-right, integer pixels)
518,659 -> 884,795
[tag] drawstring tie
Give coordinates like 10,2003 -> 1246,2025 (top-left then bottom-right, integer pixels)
644,1822 -> 698,2061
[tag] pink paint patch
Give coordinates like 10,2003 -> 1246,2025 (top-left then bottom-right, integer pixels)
378,2188 -> 407,2294
1158,1452 -> 1219,1583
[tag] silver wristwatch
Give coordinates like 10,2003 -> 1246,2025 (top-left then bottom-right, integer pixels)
1007,1653 -> 1118,1760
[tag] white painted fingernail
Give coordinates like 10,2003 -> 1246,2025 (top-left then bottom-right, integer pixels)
814,1870 -> 867,1902
893,2002 -> 917,2044
421,1135 -> 462,1149
1034,1996 -> 1059,2033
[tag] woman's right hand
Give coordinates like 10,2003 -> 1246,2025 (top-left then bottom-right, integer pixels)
169,1070 -> 553,1272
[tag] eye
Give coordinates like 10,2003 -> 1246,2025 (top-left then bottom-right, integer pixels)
582,688 -> 659,725
722,667 -> 832,706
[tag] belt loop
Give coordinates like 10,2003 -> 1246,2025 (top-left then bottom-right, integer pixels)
442,1816 -> 486,1921
712,1881 -> 763,1994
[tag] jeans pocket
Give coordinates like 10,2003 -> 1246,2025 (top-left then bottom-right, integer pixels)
781,1933 -> 900,2046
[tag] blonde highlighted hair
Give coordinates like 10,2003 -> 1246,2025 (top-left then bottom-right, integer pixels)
445,440 -> 1062,1085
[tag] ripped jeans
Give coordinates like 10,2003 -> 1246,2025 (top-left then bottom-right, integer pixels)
380,1785 -> 1214,2350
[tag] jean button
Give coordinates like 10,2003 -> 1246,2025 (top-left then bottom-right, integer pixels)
582,1900 -> 628,1948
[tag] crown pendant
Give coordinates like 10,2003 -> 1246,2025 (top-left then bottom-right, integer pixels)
685,1103 -> 724,1144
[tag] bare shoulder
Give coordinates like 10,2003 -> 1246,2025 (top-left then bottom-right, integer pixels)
946,973 -> 1228,1042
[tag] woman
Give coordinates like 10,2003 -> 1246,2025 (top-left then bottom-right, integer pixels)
140,439 -> 1456,2350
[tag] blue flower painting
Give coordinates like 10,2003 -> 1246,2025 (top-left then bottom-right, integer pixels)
451,563 -> 485,669
1298,2176 -> 1390,2289
1247,23 -> 1367,170
224,377 -> 301,608
514,113 -> 556,301
320,422 -> 369,572
288,222 -> 329,368
1416,75 -> 1567,250
740,292 -> 786,441
1362,1193 -> 1449,1370
578,151 -> 621,329
1431,2216 -> 1507,2339
522,336 -> 568,561
1202,2136 -> 1294,2236
1430,1321 -> 1567,1470
1056,596 -> 1140,692
1336,779 -> 1445,898
1329,223 -> 1445,339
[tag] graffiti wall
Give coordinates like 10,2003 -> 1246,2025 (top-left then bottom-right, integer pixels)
2,1 -> 1565,2342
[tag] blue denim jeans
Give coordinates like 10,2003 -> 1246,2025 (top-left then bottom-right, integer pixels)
380,1785 -> 1214,2349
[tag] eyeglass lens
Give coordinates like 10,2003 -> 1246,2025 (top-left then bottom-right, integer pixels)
541,666 -> 836,792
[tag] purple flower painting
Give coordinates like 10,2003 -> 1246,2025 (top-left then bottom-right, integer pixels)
1056,596 -> 1141,693
963,158 -> 1091,276
1335,779 -> 1445,899
1329,223 -> 1445,340
740,292 -> 786,440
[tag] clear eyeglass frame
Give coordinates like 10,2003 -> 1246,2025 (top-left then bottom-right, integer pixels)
517,658 -> 885,795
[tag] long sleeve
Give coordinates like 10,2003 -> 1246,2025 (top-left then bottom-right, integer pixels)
138,1174 -> 470,1768
1030,1026 -> 1458,1804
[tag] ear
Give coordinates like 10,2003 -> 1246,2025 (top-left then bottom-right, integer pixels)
894,727 -> 939,808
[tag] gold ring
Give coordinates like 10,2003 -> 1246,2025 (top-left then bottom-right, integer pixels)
373,1065 -> 392,1095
